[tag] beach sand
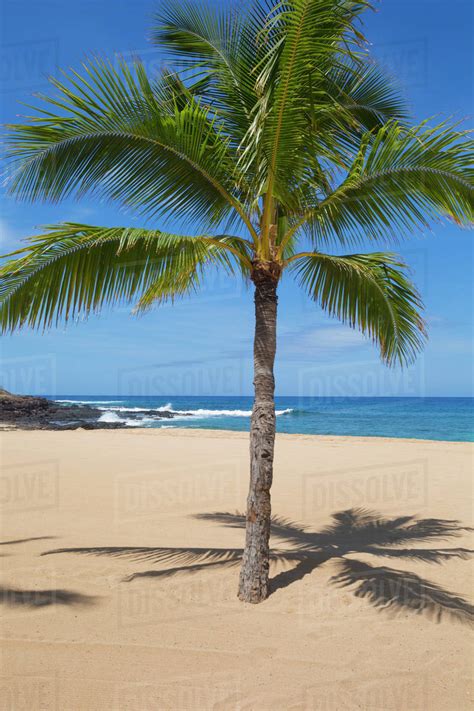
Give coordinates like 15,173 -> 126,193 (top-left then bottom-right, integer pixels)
0,428 -> 472,710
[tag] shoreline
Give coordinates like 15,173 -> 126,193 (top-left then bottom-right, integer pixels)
117,426 -> 474,445
2,392 -> 472,442
1,423 -> 472,445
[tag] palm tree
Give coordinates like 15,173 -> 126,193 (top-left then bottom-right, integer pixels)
1,0 -> 472,603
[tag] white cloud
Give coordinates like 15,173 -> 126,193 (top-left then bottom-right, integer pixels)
280,325 -> 370,360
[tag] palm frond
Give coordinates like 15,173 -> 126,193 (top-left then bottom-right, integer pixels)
289,119 -> 474,248
291,250 -> 426,366
4,58 -> 256,237
257,0 -> 372,233
297,61 -> 409,176
0,223 -> 250,331
152,1 -> 271,140
324,60 -> 409,131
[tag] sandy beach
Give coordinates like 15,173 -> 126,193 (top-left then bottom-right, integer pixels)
0,428 -> 472,710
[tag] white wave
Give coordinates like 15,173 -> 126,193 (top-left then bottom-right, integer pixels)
165,407 -> 293,418
97,403 -> 173,413
98,406 -> 149,412
98,412 -> 159,427
97,403 -> 174,412
97,411 -> 135,425
155,402 -> 173,412
97,404 -> 293,423
98,411 -> 124,423
57,399 -> 124,405
58,401 -> 292,419
178,408 -> 252,417
176,407 -> 292,417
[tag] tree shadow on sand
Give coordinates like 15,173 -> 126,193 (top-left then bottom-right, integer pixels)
0,586 -> 97,608
42,508 -> 473,624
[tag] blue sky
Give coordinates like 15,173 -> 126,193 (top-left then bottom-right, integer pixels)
0,0 -> 473,397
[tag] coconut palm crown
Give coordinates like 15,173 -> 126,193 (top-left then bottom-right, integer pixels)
1,0 -> 473,602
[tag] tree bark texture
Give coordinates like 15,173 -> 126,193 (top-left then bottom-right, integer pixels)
238,262 -> 279,603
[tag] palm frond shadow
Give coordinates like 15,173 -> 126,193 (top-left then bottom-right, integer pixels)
0,536 -> 57,546
0,586 -> 97,608
42,508 -> 473,624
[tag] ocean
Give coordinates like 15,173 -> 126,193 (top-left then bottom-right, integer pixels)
51,396 -> 474,442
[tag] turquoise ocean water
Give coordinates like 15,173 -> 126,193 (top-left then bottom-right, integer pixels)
51,396 -> 474,442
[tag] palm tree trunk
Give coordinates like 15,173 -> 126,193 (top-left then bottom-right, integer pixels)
238,261 -> 279,603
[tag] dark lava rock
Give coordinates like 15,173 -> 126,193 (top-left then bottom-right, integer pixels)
0,388 -> 123,430
0,389 -> 193,430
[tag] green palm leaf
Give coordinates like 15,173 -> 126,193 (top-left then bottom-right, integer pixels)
5,58 -> 256,237
0,224 -> 251,331
324,61 -> 409,130
291,250 -> 426,366
257,0 -> 372,231
152,0 -> 269,141
302,61 -> 409,172
286,119 -> 474,248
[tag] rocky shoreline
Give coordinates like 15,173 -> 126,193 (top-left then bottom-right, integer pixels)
0,389 -> 186,430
